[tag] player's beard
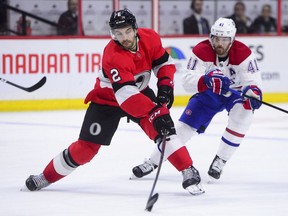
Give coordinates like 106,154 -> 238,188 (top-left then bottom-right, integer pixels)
121,38 -> 137,51
215,45 -> 229,57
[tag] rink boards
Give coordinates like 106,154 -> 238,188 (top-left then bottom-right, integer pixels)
1,36 -> 287,111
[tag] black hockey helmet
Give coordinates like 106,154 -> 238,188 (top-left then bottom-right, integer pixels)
109,8 -> 138,30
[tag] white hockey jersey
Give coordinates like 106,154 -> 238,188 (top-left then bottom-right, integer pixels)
182,39 -> 262,94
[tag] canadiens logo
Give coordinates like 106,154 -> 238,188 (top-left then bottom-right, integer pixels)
185,109 -> 192,115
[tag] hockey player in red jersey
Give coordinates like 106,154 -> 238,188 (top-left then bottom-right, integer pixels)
132,17 -> 262,182
24,9 -> 204,195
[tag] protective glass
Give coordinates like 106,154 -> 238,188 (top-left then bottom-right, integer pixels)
211,36 -> 232,44
110,26 -> 134,41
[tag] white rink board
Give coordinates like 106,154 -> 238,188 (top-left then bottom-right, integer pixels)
0,36 -> 287,100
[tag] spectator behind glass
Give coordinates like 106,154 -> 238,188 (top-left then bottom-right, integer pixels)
283,25 -> 288,33
57,0 -> 79,35
183,0 -> 210,35
226,1 -> 251,33
249,4 -> 277,33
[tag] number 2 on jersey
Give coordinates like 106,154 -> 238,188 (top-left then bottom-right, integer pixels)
110,69 -> 121,82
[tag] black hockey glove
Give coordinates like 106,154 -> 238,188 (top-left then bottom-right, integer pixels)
157,77 -> 174,109
149,105 -> 176,136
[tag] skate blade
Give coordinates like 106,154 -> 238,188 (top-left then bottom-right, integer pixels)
207,174 -> 221,184
20,185 -> 30,192
129,174 -> 141,180
185,183 -> 205,195
207,176 -> 217,184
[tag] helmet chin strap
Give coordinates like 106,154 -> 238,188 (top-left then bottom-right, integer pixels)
129,34 -> 138,52
224,39 -> 234,56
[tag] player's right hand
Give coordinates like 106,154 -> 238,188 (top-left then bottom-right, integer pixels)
148,105 -> 176,136
204,68 -> 230,95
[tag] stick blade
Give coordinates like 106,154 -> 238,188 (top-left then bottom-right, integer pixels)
145,193 -> 159,212
25,76 -> 47,92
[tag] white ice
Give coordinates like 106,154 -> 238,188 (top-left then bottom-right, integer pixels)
0,104 -> 288,216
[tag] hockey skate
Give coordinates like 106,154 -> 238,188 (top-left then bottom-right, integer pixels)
182,166 -> 205,195
208,155 -> 226,182
130,159 -> 158,179
24,173 -> 50,191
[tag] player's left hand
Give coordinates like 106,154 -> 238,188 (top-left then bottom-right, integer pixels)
157,78 -> 174,109
242,85 -> 262,110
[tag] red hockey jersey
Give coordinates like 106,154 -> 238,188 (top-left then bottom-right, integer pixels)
85,28 -> 176,118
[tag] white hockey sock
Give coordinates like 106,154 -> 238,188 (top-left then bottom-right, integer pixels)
53,149 -> 78,176
150,134 -> 185,166
217,127 -> 245,161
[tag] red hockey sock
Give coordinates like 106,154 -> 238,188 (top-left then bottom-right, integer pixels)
167,146 -> 192,171
43,160 -> 65,183
43,140 -> 101,183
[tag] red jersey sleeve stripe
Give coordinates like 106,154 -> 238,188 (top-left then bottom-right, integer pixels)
226,128 -> 245,138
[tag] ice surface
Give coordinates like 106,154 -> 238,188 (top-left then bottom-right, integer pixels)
0,104 -> 288,216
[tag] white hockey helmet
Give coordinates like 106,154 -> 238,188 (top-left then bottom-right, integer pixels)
210,17 -> 237,42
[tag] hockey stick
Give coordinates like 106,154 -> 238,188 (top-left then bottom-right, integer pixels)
0,76 -> 47,92
145,133 -> 167,212
229,88 -> 288,114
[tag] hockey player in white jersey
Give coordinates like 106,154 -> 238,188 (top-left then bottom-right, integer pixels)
131,17 -> 262,181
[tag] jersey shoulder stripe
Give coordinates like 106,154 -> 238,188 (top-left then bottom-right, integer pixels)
229,40 -> 252,65
193,40 -> 216,62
